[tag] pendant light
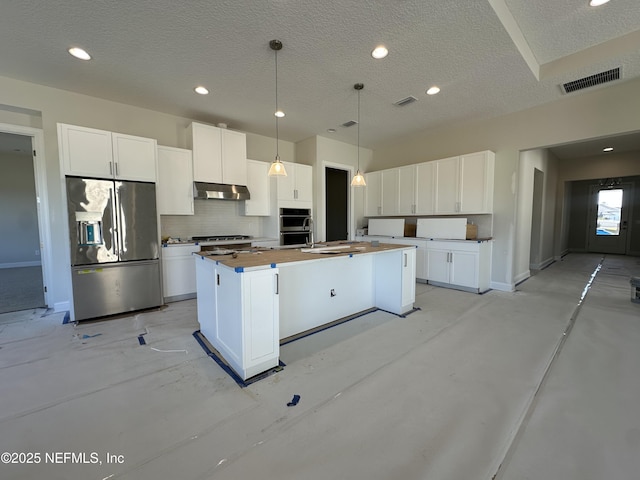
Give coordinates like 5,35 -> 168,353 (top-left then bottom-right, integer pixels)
268,39 -> 287,176
351,83 -> 366,187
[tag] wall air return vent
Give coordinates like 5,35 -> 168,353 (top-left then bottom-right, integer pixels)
393,96 -> 418,106
341,120 -> 358,128
561,67 -> 621,94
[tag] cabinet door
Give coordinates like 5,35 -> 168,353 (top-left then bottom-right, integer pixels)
157,146 -> 194,215
459,151 -> 494,213
381,169 -> 399,215
401,248 -> 416,307
415,161 -> 435,215
426,248 -> 450,283
242,269 -> 279,370
398,165 -> 416,215
221,129 -> 247,185
294,164 -> 313,204
450,250 -> 478,288
59,123 -> 113,178
276,161 -> 296,202
364,171 -> 382,216
112,133 -> 157,182
244,160 -> 270,216
189,122 -> 222,183
434,156 -> 460,214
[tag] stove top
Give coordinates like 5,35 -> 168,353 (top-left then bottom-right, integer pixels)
191,235 -> 252,242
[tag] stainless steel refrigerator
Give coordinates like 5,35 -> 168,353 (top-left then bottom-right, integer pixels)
66,177 -> 162,320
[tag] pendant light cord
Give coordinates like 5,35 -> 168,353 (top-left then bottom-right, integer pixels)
357,87 -> 360,171
275,48 -> 280,160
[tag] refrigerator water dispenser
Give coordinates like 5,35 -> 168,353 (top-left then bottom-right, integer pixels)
76,211 -> 104,246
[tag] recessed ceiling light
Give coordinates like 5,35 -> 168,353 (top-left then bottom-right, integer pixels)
68,47 -> 91,60
603,147 -> 614,152
194,86 -> 209,95
327,128 -> 336,133
275,110 -> 285,118
589,0 -> 610,6
426,86 -> 441,95
371,46 -> 388,59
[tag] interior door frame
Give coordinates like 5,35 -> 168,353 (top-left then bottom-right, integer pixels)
0,123 -> 52,307
586,182 -> 632,255
318,161 -> 355,242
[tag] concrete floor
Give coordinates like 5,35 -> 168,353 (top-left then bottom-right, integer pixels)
1,253 -> 639,480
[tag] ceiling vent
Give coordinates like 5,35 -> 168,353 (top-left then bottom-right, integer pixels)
393,96 -> 418,107
341,120 -> 358,128
561,67 -> 621,94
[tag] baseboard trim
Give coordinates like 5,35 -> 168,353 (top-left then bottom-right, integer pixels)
530,257 -> 554,271
491,281 -> 515,292
0,261 -> 42,269
54,301 -> 70,313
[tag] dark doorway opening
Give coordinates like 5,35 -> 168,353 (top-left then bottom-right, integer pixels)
325,167 -> 348,241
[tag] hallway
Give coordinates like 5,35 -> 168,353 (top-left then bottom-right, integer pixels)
0,254 -> 638,480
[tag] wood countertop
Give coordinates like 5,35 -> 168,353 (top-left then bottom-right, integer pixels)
194,241 -> 413,271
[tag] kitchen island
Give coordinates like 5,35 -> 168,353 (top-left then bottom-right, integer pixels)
195,242 -> 416,380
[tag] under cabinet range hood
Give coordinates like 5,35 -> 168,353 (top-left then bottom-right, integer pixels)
193,182 -> 250,200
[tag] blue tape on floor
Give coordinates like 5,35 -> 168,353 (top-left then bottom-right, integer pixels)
192,331 -> 284,388
138,335 -> 146,345
62,311 -> 71,324
287,394 -> 301,407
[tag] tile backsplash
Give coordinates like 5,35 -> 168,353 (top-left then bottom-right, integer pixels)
161,199 -> 262,240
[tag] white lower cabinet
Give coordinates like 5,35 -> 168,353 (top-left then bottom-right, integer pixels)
374,247 -> 416,314
196,257 -> 279,381
425,240 -> 491,293
161,244 -> 200,301
357,236 -> 427,282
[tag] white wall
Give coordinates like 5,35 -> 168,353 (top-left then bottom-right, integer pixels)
296,135 -> 372,242
515,148 -> 558,281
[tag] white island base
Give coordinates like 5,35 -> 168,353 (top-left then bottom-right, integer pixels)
195,243 -> 416,381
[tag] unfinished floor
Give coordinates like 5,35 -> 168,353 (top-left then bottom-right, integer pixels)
1,253 -> 639,480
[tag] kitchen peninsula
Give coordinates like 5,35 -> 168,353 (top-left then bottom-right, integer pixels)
195,242 -> 416,380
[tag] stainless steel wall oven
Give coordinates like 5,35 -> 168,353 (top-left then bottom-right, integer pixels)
279,208 -> 311,245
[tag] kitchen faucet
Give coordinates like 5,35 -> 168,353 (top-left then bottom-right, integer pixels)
303,216 -> 314,247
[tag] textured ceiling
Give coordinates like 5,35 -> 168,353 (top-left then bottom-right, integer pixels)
1,0 -> 639,155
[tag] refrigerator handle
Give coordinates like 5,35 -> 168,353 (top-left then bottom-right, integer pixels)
109,161 -> 113,175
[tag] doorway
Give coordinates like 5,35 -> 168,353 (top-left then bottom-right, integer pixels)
587,183 -> 631,254
0,126 -> 50,314
325,167 -> 348,241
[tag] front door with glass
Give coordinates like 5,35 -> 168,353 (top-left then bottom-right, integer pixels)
587,183 -> 630,254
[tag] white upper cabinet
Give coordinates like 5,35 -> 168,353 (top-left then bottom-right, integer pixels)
59,123 -> 157,182
398,165 -> 416,215
157,145 -> 194,215
187,122 -> 247,185
381,169 -> 399,216
459,151 -> 494,213
112,132 -> 157,182
276,161 -> 313,208
434,156 -> 460,214
415,161 -> 435,215
367,164 -> 434,217
221,129 -> 248,185
434,151 -> 495,214
364,171 -> 382,216
244,159 -> 270,216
